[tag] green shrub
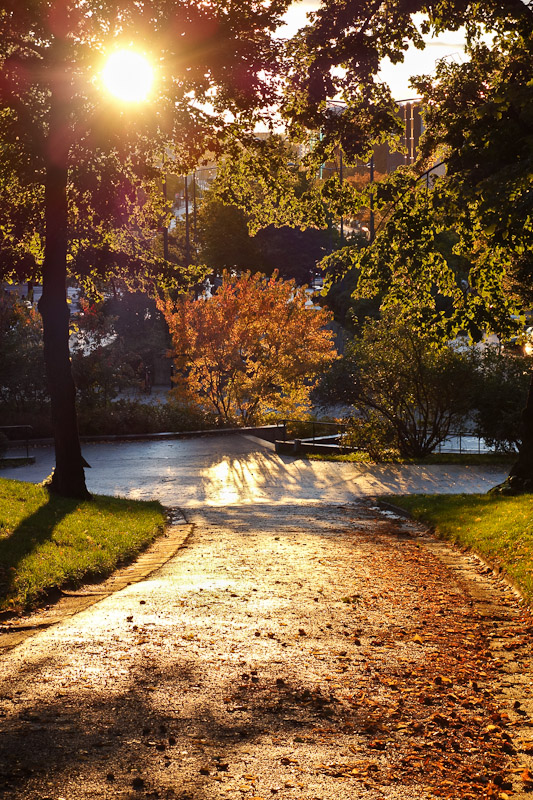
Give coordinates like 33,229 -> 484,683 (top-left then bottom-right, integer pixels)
77,399 -> 215,436
315,314 -> 475,458
468,345 -> 529,452
341,413 -> 399,461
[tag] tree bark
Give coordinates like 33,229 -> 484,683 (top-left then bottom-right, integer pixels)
38,86 -> 90,500
490,370 -> 533,495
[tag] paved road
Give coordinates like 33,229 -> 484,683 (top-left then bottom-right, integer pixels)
2,434 -> 508,503
1,434 -> 531,800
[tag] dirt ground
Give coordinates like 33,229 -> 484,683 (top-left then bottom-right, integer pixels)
0,501 -> 532,800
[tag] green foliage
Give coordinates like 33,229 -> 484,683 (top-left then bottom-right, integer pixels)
279,1 -> 533,349
342,412 -> 399,461
212,136 -> 330,232
0,478 -> 165,612
0,291 -> 47,411
254,224 -> 334,284
102,291 -> 170,386
77,399 -> 213,437
390,492 -> 533,605
316,314 -> 475,457
318,248 -> 381,331
70,299 -> 137,408
197,192 -> 336,284
198,198 -> 261,273
468,345 -> 531,453
207,135 -> 365,238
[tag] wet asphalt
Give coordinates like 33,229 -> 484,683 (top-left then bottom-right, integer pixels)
1,434 -> 509,504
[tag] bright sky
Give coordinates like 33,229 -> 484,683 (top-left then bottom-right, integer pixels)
278,3 -> 467,100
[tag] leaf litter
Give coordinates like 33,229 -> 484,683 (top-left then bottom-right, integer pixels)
0,501 -> 530,799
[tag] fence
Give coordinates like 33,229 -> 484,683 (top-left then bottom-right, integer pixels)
280,420 -> 508,455
0,425 -> 33,459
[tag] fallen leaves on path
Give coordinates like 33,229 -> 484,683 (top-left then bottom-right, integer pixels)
0,502 -> 531,800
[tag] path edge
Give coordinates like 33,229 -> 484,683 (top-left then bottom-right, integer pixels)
0,508 -> 193,656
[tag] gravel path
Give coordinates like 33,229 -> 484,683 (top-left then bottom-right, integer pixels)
0,501 -> 531,799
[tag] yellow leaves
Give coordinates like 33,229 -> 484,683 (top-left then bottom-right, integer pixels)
483,724 -> 500,734
522,768 -> 533,786
433,675 -> 452,687
412,633 -> 424,644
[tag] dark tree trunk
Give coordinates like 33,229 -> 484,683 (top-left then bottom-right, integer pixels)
491,370 -> 533,495
38,87 -> 90,500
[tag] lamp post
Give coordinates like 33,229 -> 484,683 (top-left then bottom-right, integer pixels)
162,165 -> 169,261
368,155 -> 375,243
184,175 -> 190,266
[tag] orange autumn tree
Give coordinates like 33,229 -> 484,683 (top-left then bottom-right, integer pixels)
158,272 -> 337,425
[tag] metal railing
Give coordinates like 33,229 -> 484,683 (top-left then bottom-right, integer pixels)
281,420 -> 348,443
0,425 -> 33,458
280,420 -> 506,455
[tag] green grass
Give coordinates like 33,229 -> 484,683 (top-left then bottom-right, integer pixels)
0,478 -> 166,614
308,451 -> 515,466
387,493 -> 533,605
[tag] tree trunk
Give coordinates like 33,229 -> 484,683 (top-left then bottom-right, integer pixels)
38,88 -> 90,500
490,370 -> 533,495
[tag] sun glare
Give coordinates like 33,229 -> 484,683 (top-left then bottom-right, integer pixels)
102,50 -> 154,103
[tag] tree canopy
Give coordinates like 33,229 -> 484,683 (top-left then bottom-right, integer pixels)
158,271 -> 337,425
0,0 -> 291,289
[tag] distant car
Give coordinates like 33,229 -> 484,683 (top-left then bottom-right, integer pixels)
506,326 -> 533,356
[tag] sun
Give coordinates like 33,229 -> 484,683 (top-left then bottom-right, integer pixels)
102,50 -> 154,103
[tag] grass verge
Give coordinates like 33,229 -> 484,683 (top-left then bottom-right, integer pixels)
308,452 -> 516,466
0,477 -> 166,614
387,493 -> 533,605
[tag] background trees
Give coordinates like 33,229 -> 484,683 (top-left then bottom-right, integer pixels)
0,292 -> 47,413
159,272 -> 337,425
197,195 -> 335,284
470,346 -> 531,454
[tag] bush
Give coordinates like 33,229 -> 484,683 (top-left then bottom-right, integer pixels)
77,399 -> 215,436
315,314 -> 475,458
468,345 -> 530,452
341,412 -> 399,461
0,409 -> 53,439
